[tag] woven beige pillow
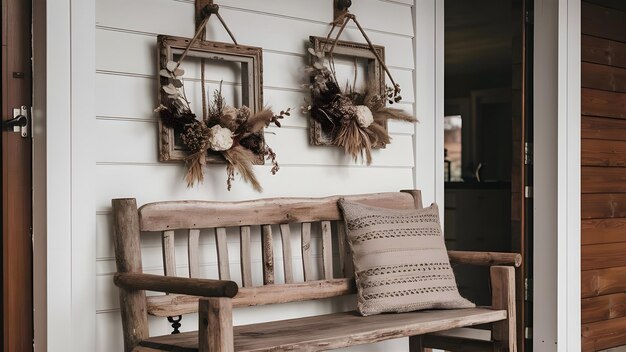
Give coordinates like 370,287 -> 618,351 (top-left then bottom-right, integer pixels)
338,199 -> 474,316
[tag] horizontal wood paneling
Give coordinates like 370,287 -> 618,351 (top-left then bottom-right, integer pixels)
582,316 -> 626,351
581,4 -> 626,349
582,193 -> 626,219
582,35 -> 626,68
582,167 -> 626,193
98,0 -> 414,38
582,116 -> 626,141
581,88 -> 626,119
94,164 -> 414,211
582,293 -> 626,324
583,0 -> 626,12
582,2 -> 626,43
582,242 -> 626,270
95,119 -> 415,167
582,218 -> 626,245
96,1 -> 415,68
582,266 -> 626,298
582,139 -> 626,166
582,62 -> 626,93
96,27 -> 415,76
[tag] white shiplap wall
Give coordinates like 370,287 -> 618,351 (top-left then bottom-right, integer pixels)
94,1 -> 421,351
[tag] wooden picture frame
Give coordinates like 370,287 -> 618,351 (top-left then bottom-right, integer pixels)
308,36 -> 387,147
157,35 -> 264,163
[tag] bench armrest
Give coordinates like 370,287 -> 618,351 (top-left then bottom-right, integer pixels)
447,250 -> 522,267
114,272 -> 239,298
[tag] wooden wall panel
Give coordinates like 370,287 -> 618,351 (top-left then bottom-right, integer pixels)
581,88 -> 626,119
581,3 -> 626,350
582,139 -> 626,166
582,116 -> 626,141
582,62 -> 626,92
582,167 -> 626,193
582,2 -> 626,42
582,218 -> 626,245
582,267 -> 626,299
582,242 -> 626,270
581,35 -> 626,69
583,316 -> 626,351
582,194 -> 626,219
582,293 -> 626,324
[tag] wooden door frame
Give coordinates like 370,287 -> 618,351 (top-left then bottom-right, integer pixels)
2,0 -> 33,350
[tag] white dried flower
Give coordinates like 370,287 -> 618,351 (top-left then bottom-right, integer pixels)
207,125 -> 234,151
355,105 -> 374,128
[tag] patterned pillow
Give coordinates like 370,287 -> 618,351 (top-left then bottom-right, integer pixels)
338,199 -> 474,316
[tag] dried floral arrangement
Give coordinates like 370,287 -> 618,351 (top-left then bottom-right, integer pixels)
155,9 -> 289,192
304,15 -> 416,164
156,62 -> 289,192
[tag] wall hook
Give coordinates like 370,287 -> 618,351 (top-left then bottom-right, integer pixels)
334,0 -> 352,23
195,0 -> 216,31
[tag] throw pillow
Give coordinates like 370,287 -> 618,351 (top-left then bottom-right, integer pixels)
338,199 -> 474,316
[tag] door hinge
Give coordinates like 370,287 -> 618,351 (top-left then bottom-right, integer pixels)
525,10 -> 534,25
525,327 -> 533,339
524,186 -> 533,199
524,142 -> 533,165
525,277 -> 533,301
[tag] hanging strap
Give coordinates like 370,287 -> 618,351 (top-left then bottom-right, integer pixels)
172,3 -> 239,121
322,13 -> 399,94
175,4 -> 239,70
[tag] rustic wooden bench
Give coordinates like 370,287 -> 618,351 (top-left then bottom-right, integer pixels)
112,190 -> 520,352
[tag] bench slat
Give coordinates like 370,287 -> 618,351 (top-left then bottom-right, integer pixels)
301,223 -> 313,282
188,229 -> 200,278
336,222 -> 353,278
141,308 -> 507,352
280,224 -> 294,284
138,193 -> 416,231
146,279 -> 357,317
239,226 -> 253,288
215,228 -> 230,280
321,221 -> 333,280
261,225 -> 274,285
162,230 -> 176,276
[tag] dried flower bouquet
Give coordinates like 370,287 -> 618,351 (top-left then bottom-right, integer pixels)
304,48 -> 416,165
156,60 -> 289,191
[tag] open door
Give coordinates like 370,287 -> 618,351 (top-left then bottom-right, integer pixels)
443,0 -> 532,349
1,0 -> 33,350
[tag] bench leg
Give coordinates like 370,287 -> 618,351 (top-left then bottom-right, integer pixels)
409,335 -> 427,352
199,298 -> 234,352
491,266 -> 517,352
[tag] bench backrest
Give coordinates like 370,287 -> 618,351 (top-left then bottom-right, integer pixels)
112,190 -> 423,319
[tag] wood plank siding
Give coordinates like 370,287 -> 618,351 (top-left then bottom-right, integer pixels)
582,2 -> 626,350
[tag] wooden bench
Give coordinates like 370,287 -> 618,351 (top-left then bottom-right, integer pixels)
112,190 -> 520,352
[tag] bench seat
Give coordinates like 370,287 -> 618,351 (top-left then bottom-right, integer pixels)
139,308 -> 506,352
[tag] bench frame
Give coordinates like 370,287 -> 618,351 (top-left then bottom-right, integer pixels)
112,190 -> 520,352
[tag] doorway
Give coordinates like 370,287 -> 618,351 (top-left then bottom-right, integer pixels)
443,0 -> 532,350
1,0 -> 33,350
